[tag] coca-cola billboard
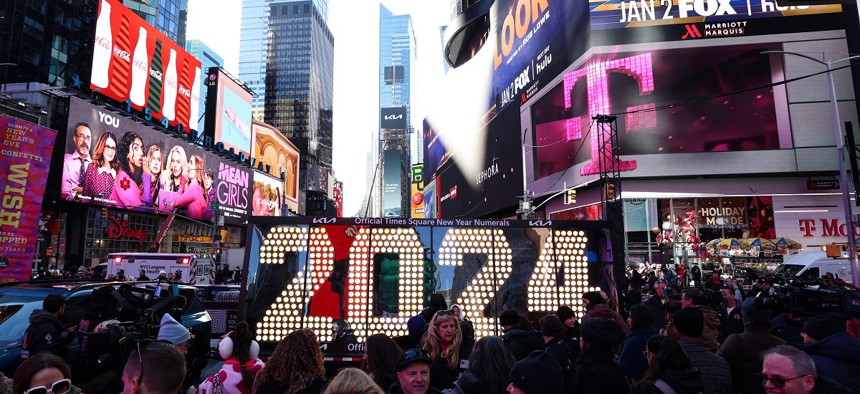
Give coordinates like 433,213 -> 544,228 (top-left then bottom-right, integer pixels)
90,0 -> 202,133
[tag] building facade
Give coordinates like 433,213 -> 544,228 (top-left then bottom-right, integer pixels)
264,0 -> 334,209
122,0 -> 188,47
239,0 -> 328,120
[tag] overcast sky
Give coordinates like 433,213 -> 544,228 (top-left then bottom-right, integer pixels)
186,0 -> 450,216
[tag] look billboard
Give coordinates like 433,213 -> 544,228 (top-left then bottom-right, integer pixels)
205,68 -> 254,158
61,96 -> 250,225
0,117 -> 57,282
90,0 -> 202,132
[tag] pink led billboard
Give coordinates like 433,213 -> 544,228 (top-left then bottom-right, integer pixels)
531,43 -> 782,180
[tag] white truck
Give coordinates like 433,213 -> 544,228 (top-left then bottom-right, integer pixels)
107,252 -> 211,283
773,251 -> 856,286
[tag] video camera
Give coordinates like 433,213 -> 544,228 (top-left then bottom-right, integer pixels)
754,277 -> 860,319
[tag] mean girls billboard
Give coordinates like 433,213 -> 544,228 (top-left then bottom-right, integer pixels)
60,96 -> 250,225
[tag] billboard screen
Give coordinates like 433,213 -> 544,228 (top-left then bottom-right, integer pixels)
383,150 -> 403,218
410,164 -> 424,219
0,117 -> 57,282
423,120 -> 450,177
251,121 -> 300,214
531,43 -> 783,180
90,0 -> 202,132
437,104 -> 523,218
252,171 -> 283,217
205,68 -> 253,158
62,96 -> 250,225
423,178 -> 438,219
381,107 -> 407,129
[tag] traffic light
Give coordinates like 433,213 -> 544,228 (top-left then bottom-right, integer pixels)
565,189 -> 577,205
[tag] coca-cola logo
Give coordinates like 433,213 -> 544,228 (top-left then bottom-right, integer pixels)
165,78 -> 177,89
133,59 -> 148,72
179,85 -> 191,98
96,36 -> 110,50
104,215 -> 148,245
149,68 -> 163,81
113,46 -> 130,62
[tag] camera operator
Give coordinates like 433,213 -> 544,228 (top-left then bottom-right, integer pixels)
679,289 -> 721,353
718,297 -> 785,394
718,286 -> 744,344
21,294 -> 73,359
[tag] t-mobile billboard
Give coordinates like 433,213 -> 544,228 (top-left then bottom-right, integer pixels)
60,96 -> 250,225
531,43 -> 783,179
90,0 -> 202,132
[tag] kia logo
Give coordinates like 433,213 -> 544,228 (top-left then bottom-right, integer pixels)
384,115 -> 403,120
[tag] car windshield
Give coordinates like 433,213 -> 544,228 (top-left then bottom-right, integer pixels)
0,302 -> 40,342
772,264 -> 804,279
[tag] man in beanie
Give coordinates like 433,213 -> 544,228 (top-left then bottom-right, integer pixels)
390,348 -> 438,394
507,351 -> 565,394
718,297 -> 785,394
540,315 -> 578,388
670,307 -> 732,394
499,310 -> 543,360
580,291 -> 630,336
799,316 -> 860,393
572,317 -> 629,393
157,313 -> 191,355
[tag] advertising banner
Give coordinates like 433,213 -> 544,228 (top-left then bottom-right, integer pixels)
90,0 -> 202,132
423,178 -> 438,219
411,164 -> 424,219
334,181 -> 344,218
381,107 -> 408,129
531,42 -> 783,180
62,96 -> 250,225
251,121 -> 300,214
252,170 -> 283,217
0,117 -> 57,282
590,0 -> 842,45
205,68 -> 253,158
383,150 -> 403,218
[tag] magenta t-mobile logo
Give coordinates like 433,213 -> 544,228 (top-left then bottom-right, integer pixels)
563,53 -> 655,176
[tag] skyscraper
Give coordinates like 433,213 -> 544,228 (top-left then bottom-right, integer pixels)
239,0 -> 328,120
265,0 -> 334,208
375,4 -> 416,218
185,39 -> 223,133
123,0 -> 188,47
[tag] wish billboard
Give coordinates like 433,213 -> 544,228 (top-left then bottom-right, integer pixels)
89,0 -> 203,132
59,96 -> 250,225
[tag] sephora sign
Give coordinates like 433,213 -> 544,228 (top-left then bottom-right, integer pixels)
90,0 -> 202,133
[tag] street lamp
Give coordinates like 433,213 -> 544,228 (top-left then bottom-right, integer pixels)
763,50 -> 860,286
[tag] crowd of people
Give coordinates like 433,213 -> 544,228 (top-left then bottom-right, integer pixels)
8,264 -> 860,394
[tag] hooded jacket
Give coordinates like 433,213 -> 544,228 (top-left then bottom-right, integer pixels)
581,304 -> 630,336
502,326 -> 544,361
800,332 -> 860,394
638,369 -> 704,394
617,325 -> 657,383
21,309 -> 66,359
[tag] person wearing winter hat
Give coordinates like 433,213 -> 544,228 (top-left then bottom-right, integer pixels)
498,310 -> 543,361
507,350 -> 565,394
556,306 -> 580,343
394,315 -> 426,351
540,315 -> 578,391
799,316 -> 860,393
196,322 -> 265,394
157,313 -> 191,355
718,297 -> 785,394
580,291 -> 630,336
572,317 -> 629,393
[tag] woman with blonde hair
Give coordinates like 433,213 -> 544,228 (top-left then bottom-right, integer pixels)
253,329 -> 326,394
171,155 -> 207,220
324,368 -> 383,394
141,144 -> 162,208
161,145 -> 188,193
420,310 -> 474,392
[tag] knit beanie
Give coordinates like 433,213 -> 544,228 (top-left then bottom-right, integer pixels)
157,313 -> 191,345
540,315 -> 566,338
499,310 -> 520,327
803,316 -> 846,341
509,351 -> 565,394
580,317 -> 625,348
672,307 -> 704,339
407,315 -> 426,336
556,306 -> 576,322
